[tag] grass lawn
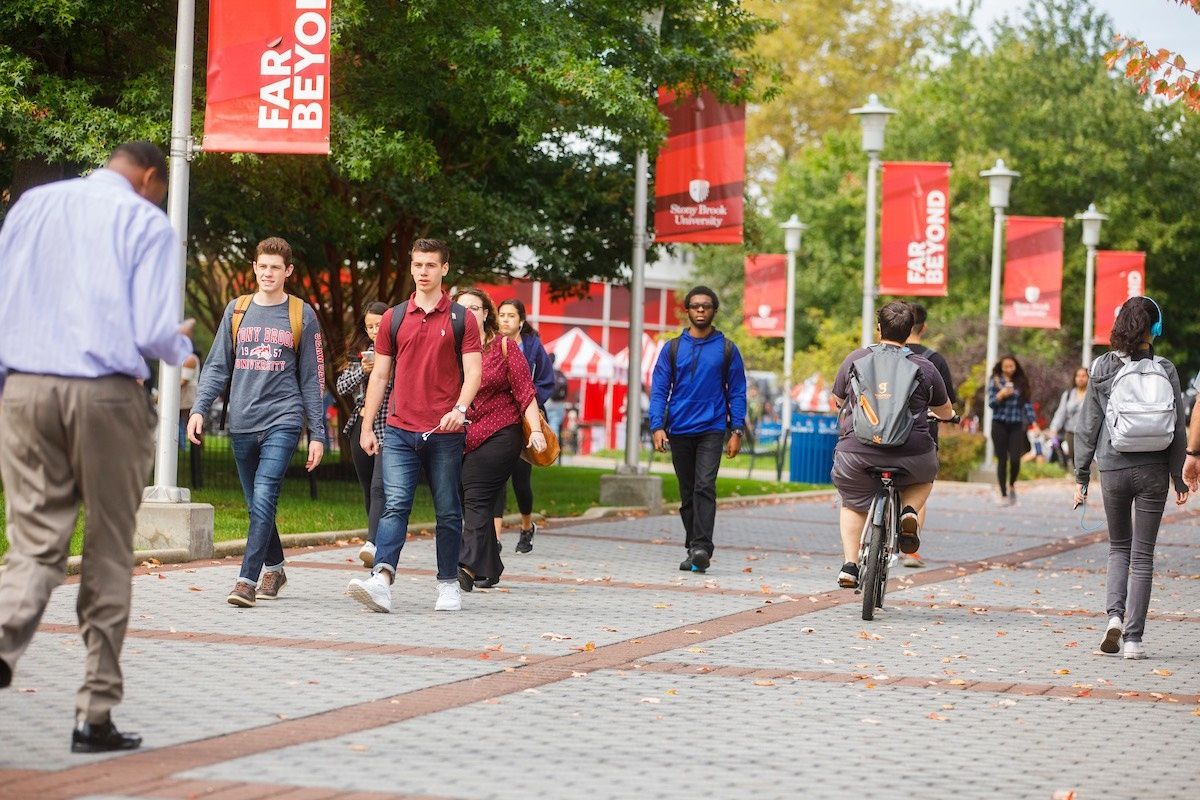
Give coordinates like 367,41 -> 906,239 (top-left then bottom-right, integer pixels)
0,466 -> 821,559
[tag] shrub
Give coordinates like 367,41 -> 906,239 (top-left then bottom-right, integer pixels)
936,429 -> 985,481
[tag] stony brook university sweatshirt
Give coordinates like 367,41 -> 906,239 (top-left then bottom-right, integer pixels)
192,298 -> 326,442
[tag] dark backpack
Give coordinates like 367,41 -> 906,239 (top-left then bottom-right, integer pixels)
388,300 -> 467,379
551,369 -> 569,401
847,344 -> 922,447
664,333 -> 736,429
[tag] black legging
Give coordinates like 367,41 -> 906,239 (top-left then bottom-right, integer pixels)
348,417 -> 385,542
491,457 -> 534,519
991,420 -> 1025,495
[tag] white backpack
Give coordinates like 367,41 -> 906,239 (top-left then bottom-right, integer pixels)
1102,355 -> 1176,453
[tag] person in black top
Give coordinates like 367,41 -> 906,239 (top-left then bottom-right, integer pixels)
902,302 -> 959,568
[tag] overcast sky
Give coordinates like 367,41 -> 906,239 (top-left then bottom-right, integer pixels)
915,0 -> 1200,63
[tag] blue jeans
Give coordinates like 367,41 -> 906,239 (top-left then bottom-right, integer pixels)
374,426 -> 465,582
230,426 -> 301,583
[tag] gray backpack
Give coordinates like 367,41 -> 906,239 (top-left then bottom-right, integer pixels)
1102,355 -> 1176,453
847,345 -> 922,448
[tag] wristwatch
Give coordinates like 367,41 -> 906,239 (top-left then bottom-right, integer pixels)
1188,449 -> 1200,457
731,429 -> 744,437
453,404 -> 468,414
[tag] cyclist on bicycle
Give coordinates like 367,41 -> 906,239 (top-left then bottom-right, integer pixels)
830,301 -> 955,588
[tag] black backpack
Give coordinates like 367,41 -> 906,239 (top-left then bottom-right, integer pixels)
388,300 -> 467,379
551,368 -> 569,401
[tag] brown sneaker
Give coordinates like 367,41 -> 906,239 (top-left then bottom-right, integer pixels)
227,582 -> 256,607
257,569 -> 287,600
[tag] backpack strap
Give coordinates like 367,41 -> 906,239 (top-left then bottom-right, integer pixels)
388,299 -> 465,382
229,294 -> 254,350
287,295 -> 305,353
388,301 -> 410,349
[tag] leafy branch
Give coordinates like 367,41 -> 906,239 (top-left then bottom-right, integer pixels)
1105,0 -> 1200,111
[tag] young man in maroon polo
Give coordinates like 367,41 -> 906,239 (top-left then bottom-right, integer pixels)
347,239 -> 482,612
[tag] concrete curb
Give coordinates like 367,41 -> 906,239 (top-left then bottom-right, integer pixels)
38,490 -> 835,575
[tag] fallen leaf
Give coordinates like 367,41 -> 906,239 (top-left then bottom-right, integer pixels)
19,688 -> 36,693
1151,668 -> 1174,677
640,697 -> 661,704
753,680 -> 776,687
653,603 -> 671,609
927,712 -> 949,721
665,688 -> 679,696
571,671 -> 587,678
188,586 -> 203,592
349,744 -> 368,752
540,632 -> 572,641
857,630 -> 883,641
947,679 -> 968,686
1054,669 -> 1071,675
685,629 -> 703,635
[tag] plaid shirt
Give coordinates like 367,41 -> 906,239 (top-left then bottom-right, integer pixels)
987,379 -> 1035,425
335,361 -> 390,442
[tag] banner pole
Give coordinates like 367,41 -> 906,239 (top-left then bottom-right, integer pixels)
983,207 -> 1004,468
622,148 -> 650,474
1081,244 -> 1096,367
860,152 -> 880,348
145,0 -> 197,503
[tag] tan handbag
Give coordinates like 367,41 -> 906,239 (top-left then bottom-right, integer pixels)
501,338 -> 560,466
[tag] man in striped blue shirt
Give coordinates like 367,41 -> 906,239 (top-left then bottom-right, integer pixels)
0,142 -> 194,753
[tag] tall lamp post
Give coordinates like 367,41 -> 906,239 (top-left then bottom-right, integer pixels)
849,94 -> 896,348
979,159 -> 1019,467
778,215 -> 807,481
1076,203 -> 1107,368
621,6 -> 665,475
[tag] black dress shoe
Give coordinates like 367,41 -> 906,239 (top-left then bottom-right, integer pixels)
0,657 -> 11,689
688,547 -> 711,573
71,719 -> 142,753
475,576 -> 500,588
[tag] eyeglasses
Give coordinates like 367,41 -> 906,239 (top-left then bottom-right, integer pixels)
460,304 -> 484,313
687,303 -> 715,311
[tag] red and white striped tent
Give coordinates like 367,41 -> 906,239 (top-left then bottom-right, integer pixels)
544,327 -> 616,380
614,333 -> 668,390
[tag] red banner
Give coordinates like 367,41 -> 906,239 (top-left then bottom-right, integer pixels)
1094,251 -> 1146,345
879,162 -> 951,297
654,89 -> 745,244
204,0 -> 332,154
743,255 -> 787,337
1003,216 -> 1064,329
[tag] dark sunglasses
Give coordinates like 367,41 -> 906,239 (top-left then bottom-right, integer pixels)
687,303 -> 715,311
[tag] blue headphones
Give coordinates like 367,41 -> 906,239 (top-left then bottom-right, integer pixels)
1147,296 -> 1163,339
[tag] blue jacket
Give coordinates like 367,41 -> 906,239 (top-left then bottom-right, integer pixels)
519,333 -> 556,408
649,329 -> 747,436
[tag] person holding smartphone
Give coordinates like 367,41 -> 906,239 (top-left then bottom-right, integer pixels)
987,355 -> 1036,505
335,301 -> 392,567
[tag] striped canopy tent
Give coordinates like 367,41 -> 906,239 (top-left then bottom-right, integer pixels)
544,326 -> 616,380
614,333 -> 668,389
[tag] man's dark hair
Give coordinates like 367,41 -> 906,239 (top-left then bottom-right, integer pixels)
878,300 -> 915,343
411,238 -> 450,264
684,285 -> 719,311
909,302 -> 928,330
109,141 -> 168,178
1110,296 -> 1160,354
256,236 -> 293,265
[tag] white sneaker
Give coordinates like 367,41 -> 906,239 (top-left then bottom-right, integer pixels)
1100,616 -> 1123,654
435,581 -> 462,611
1123,641 -> 1147,660
358,541 -> 376,568
347,573 -> 392,613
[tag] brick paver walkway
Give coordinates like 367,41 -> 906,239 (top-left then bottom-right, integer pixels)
1,481 -> 1198,799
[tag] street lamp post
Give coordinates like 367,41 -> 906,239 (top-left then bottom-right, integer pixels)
778,215 -> 807,481
849,94 -> 896,349
1075,203 -> 1108,368
621,6 -> 665,475
979,159 -> 1020,467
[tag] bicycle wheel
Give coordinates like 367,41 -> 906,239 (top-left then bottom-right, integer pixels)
874,491 -> 895,609
860,495 -> 887,621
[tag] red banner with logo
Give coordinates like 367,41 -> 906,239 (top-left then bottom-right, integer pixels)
1094,251 -> 1146,345
1003,216 -> 1064,329
204,0 -> 332,154
743,255 -> 787,337
654,88 -> 745,244
879,162 -> 951,297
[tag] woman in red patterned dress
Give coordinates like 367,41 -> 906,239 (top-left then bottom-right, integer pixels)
455,289 -> 547,589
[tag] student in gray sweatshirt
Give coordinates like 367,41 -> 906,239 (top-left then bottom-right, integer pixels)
1073,296 -> 1188,660
188,237 -> 327,608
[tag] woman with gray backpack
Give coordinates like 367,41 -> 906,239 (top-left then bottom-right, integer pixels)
1073,296 -> 1189,660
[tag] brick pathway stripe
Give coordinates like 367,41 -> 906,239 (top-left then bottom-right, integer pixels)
14,507 -> 1196,800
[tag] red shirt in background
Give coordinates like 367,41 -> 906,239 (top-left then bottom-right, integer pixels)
466,336 -> 536,453
375,291 -> 482,433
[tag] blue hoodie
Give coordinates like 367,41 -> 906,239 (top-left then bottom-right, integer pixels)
519,333 -> 556,408
649,329 -> 747,436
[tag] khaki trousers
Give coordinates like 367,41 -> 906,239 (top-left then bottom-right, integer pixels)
0,374 -> 154,723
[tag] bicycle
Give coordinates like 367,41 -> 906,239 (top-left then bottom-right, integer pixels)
856,466 -> 904,621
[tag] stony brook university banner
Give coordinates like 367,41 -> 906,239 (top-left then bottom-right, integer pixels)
1094,251 -> 1146,345
879,162 -> 951,297
1003,216 -> 1064,329
204,0 -> 332,154
654,88 -> 745,244
743,255 -> 787,337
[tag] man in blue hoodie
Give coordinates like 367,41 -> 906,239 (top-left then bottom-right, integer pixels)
650,286 -> 748,573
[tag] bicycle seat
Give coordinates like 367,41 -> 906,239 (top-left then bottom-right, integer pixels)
866,466 -> 907,476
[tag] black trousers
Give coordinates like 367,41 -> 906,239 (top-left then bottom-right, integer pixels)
491,457 -> 534,519
990,420 -> 1025,494
461,425 -> 524,582
348,417 -> 385,542
670,431 -> 725,556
